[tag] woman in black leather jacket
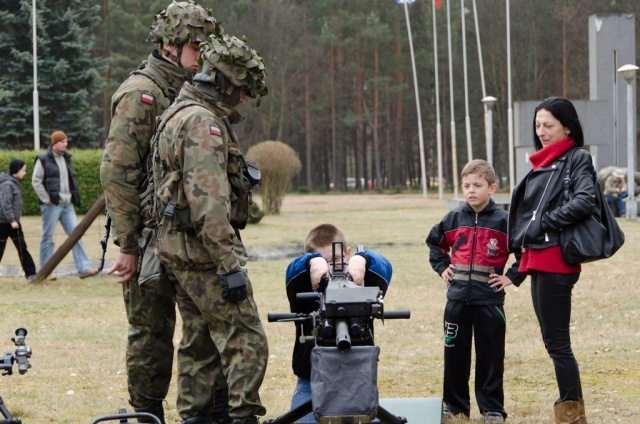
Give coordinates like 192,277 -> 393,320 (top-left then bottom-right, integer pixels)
508,97 -> 594,423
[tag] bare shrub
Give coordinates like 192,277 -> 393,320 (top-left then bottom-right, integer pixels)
246,140 -> 301,214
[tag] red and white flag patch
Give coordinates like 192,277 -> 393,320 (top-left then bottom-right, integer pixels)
210,125 -> 221,136
140,93 -> 154,105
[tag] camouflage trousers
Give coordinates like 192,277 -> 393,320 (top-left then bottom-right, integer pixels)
166,267 -> 269,419
123,279 -> 175,408
124,277 -> 230,418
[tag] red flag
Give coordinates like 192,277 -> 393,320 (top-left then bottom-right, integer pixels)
435,0 -> 441,10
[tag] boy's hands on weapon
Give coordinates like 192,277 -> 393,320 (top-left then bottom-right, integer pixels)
309,257 -> 330,290
106,252 -> 139,283
346,255 -> 366,286
489,273 -> 513,292
441,264 -> 455,285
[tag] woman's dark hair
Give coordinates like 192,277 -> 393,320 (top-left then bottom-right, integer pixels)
532,96 -> 584,151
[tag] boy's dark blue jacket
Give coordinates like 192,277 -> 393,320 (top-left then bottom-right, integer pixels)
426,198 -> 525,305
285,250 -> 392,379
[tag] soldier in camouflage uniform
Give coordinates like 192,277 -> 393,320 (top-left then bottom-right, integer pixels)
153,34 -> 269,424
99,2 -> 228,423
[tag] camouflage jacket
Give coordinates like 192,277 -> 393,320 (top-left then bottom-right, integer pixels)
155,82 -> 247,273
100,52 -> 192,254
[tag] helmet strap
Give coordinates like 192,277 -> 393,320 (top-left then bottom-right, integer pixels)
161,43 -> 182,67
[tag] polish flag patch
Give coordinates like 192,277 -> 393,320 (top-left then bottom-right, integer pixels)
210,125 -> 221,136
140,93 -> 154,105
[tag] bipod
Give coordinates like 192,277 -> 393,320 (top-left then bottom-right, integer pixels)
0,395 -> 21,424
91,407 -> 163,424
263,399 -> 407,424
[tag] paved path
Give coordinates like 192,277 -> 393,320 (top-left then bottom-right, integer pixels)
0,244 -> 305,279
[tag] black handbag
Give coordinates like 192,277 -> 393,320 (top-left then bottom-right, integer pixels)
560,149 -> 625,264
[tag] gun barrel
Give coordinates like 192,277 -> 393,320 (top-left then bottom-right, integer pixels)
335,320 -> 351,350
268,313 -> 307,322
383,310 -> 411,320
297,292 -> 320,302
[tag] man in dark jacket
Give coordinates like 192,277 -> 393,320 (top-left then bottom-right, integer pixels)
32,131 -> 99,280
0,159 -> 36,280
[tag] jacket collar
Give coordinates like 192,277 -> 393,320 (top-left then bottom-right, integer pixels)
147,51 -> 193,90
176,82 -> 245,124
461,198 -> 496,214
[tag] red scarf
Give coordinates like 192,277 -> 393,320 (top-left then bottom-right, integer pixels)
519,136 -> 581,275
529,137 -> 576,170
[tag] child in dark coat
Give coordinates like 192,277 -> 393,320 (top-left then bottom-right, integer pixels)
426,160 -> 525,423
0,159 -> 37,280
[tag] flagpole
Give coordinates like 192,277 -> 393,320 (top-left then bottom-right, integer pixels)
471,0 -> 491,163
507,0 -> 515,192
433,0 -> 443,199
460,0 -> 472,162
32,0 -> 40,150
400,0 -> 427,199
447,0 -> 459,198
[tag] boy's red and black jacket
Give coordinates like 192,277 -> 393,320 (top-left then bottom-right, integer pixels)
426,199 -> 525,305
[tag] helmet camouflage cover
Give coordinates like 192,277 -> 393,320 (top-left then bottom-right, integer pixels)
199,34 -> 268,100
148,0 -> 223,46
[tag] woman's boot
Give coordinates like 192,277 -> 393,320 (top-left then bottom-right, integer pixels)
578,398 -> 588,424
553,401 -> 580,424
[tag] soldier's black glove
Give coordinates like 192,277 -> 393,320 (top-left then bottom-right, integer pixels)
219,269 -> 247,303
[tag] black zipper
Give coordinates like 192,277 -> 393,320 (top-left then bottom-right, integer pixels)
466,212 -> 479,303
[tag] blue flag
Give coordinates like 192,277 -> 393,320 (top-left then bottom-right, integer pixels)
396,0 -> 415,4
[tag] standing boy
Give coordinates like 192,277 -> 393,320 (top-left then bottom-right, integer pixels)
285,223 -> 392,423
0,159 -> 36,280
426,160 -> 525,423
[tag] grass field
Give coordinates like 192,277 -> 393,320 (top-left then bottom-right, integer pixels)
0,193 -> 638,423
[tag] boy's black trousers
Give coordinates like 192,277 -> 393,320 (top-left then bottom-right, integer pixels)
442,300 -> 507,417
0,223 -> 36,277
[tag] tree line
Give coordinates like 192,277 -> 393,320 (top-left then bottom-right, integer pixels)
1,0 -> 638,191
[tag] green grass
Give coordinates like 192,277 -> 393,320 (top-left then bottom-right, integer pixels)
1,193 -> 638,423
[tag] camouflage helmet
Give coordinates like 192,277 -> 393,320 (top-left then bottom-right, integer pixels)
147,1 -> 223,46
198,34 -> 268,102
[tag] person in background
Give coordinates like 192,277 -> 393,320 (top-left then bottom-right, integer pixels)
285,223 -> 392,423
603,170 -> 628,217
0,159 -> 37,281
508,97 -> 593,423
32,131 -> 99,280
426,160 -> 524,423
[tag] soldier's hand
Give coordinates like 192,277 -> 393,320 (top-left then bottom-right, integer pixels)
220,269 -> 248,303
106,252 -> 139,284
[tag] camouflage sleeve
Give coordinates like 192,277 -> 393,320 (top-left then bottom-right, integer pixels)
100,84 -> 164,254
179,115 -> 243,274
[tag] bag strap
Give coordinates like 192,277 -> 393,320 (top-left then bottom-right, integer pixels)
562,147 -> 597,205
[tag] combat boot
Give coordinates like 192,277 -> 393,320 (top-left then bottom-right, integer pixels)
134,401 -> 165,424
206,391 -> 232,424
182,417 -> 211,424
553,401 -> 580,424
231,417 -> 259,424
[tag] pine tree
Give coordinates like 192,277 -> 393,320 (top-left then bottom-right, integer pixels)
0,0 -> 105,149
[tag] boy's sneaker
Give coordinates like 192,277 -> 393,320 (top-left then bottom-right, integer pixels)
442,407 -> 468,421
26,275 -> 36,281
484,411 -> 505,423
